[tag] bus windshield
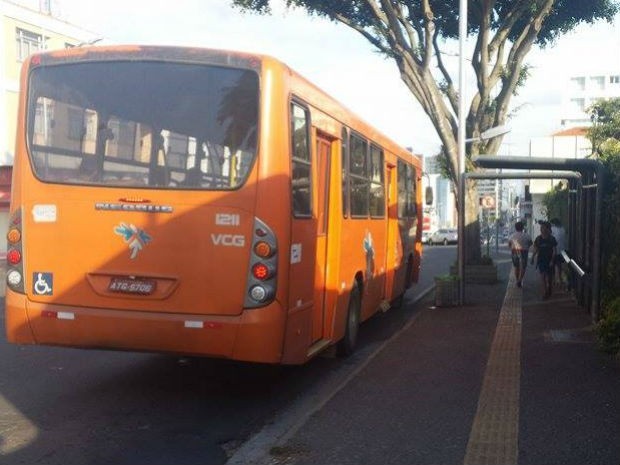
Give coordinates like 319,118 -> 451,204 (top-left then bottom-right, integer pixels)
26,61 -> 259,190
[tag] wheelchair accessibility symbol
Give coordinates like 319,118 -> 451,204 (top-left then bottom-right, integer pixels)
33,272 -> 53,296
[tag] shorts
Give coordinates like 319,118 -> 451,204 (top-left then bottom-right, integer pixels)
537,260 -> 553,274
511,250 -> 528,267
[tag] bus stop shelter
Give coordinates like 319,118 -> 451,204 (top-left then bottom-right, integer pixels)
468,156 -> 604,321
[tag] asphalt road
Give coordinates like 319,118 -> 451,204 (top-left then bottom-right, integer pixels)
0,246 -> 456,465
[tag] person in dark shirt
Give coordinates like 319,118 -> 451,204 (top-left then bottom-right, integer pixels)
531,221 -> 557,300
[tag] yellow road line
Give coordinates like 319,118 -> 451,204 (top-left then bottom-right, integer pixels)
463,274 -> 522,465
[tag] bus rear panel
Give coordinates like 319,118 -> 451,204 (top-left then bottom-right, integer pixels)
6,47 -> 288,363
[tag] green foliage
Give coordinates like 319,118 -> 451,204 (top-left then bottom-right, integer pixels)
542,183 -> 568,225
588,98 -> 620,357
232,1 -> 620,47
598,297 -> 620,356
588,97 -> 620,157
599,150 -> 620,310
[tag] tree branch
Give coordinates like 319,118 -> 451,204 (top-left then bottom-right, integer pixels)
494,0 -> 554,122
432,33 -> 458,115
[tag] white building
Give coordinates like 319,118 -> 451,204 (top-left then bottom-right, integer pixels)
422,155 -> 456,231
561,72 -> 620,128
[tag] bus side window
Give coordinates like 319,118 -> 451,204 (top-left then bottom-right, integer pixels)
291,102 -> 312,217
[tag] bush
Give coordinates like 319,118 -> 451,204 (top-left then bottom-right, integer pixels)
598,297 -> 620,357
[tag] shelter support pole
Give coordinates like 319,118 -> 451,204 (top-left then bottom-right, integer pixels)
591,163 -> 604,322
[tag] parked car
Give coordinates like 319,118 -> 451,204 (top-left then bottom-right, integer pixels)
430,228 -> 458,245
422,230 -> 433,244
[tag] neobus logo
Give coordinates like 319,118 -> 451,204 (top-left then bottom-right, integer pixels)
96,202 -> 173,213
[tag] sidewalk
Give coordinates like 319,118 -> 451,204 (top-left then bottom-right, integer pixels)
254,263 -> 620,465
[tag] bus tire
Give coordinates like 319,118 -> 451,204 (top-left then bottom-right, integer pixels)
337,283 -> 361,357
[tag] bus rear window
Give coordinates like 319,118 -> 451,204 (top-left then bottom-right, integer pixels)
27,61 -> 259,190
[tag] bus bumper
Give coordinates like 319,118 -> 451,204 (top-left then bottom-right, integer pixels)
5,291 -> 286,364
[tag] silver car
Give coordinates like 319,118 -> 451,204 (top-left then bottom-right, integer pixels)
422,230 -> 433,244
430,228 -> 458,245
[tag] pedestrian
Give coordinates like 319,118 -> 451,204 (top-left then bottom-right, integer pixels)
508,221 -> 532,288
550,218 -> 566,288
531,221 -> 557,300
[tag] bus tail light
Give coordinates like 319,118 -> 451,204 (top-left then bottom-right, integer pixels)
6,249 -> 21,265
244,217 -> 278,308
6,208 -> 25,294
249,285 -> 275,303
253,241 -> 274,258
252,263 -> 274,280
7,228 -> 21,244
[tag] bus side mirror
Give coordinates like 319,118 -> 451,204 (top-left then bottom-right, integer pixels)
425,186 -> 433,206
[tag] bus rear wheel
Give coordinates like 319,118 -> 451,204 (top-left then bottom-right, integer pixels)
337,283 -> 361,357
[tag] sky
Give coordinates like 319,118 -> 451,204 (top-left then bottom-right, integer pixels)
43,0 -> 620,158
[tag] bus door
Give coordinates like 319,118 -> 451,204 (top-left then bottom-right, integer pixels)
312,134 -> 332,342
385,163 -> 401,297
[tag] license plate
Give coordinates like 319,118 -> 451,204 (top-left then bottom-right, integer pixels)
108,277 -> 156,295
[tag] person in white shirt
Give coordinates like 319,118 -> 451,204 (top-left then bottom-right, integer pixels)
508,221 -> 533,288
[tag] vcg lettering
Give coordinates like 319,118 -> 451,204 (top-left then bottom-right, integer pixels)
211,234 -> 245,247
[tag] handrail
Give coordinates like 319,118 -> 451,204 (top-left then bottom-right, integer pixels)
561,250 -> 586,278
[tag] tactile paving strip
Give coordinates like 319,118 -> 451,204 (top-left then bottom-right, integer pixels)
463,276 -> 522,465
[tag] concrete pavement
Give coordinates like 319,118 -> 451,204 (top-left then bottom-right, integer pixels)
230,261 -> 620,465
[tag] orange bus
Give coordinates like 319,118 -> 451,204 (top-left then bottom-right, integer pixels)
5,45 -> 423,365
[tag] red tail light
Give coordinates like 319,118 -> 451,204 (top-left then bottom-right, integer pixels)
252,263 -> 271,280
7,249 -> 21,265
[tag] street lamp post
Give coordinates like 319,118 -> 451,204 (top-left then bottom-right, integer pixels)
457,0 -> 467,304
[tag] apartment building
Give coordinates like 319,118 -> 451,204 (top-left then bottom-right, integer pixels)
561,72 -> 620,127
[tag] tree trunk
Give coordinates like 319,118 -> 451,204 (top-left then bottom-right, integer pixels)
465,179 -> 481,263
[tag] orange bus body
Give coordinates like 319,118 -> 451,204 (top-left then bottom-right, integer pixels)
5,46 -> 423,365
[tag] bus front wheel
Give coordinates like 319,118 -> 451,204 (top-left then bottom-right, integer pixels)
337,283 -> 361,357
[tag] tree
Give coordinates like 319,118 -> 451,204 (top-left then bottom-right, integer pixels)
542,182 -> 568,226
588,97 -> 620,158
232,0 -> 619,260
587,97 -> 620,357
